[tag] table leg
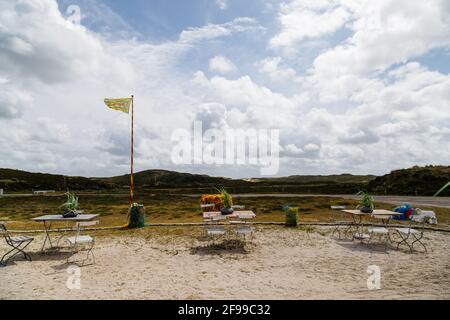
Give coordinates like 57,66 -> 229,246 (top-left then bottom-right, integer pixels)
41,221 -> 53,252
352,214 -> 369,242
384,218 -> 393,244
350,214 -> 357,240
55,221 -> 70,247
351,214 -> 362,241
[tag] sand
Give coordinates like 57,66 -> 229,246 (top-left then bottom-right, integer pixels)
1,226 -> 449,299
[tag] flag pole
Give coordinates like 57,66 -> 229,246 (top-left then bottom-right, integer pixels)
130,94 -> 134,206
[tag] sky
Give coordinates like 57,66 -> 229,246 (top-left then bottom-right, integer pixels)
0,0 -> 449,178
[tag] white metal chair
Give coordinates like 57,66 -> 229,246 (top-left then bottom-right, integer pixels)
0,223 -> 34,266
394,218 -> 428,253
206,226 -> 227,245
66,221 -> 99,265
331,209 -> 353,239
230,212 -> 254,242
367,214 -> 391,247
234,225 -> 254,241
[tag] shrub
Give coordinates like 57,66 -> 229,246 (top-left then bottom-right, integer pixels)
283,205 -> 298,227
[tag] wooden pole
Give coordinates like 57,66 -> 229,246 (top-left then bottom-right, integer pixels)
130,95 -> 134,206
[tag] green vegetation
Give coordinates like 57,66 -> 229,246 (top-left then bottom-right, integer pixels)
216,187 -> 233,208
2,193 -> 448,231
283,205 -> 298,227
368,165 -> 450,196
60,191 -> 79,212
356,191 -> 374,212
1,165 -> 449,196
0,168 -> 373,194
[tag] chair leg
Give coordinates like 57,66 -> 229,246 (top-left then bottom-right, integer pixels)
411,234 -> 427,253
20,239 -> 33,261
83,242 -> 95,265
384,233 -> 389,250
1,247 -> 17,266
367,232 -> 374,245
67,244 -> 78,264
395,231 -> 411,252
331,225 -> 341,239
1,240 -> 33,266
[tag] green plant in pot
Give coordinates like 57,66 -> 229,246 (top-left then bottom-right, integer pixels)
357,191 -> 374,213
128,202 -> 145,228
283,204 -> 298,227
216,187 -> 234,215
60,191 -> 80,218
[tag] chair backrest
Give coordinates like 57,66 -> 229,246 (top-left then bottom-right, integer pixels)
76,220 -> 100,228
73,221 -> 99,240
371,214 -> 388,220
211,215 -> 227,222
0,223 -> 11,242
203,211 -> 219,219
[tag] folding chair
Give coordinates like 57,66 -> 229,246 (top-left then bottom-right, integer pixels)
234,225 -> 254,241
367,215 -> 390,249
66,221 -> 99,265
230,212 -> 254,242
395,218 -> 427,253
205,215 -> 227,245
0,223 -> 34,266
331,209 -> 353,239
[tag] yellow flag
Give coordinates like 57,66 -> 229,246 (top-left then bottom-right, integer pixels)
104,98 -> 131,114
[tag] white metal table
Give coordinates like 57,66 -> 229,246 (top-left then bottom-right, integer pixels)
341,209 -> 401,242
31,214 -> 99,252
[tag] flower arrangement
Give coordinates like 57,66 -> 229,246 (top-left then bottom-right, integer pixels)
200,194 -> 224,207
200,188 -> 234,212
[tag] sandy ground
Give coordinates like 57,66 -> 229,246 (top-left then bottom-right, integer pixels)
1,226 -> 449,299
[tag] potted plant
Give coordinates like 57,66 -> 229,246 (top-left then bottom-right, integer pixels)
60,191 -> 81,218
357,191 -> 374,213
127,202 -> 145,228
216,187 -> 234,215
283,204 -> 298,227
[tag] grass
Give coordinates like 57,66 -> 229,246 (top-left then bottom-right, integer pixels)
1,193 -> 449,231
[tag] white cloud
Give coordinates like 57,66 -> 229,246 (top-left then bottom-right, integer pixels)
208,55 -> 236,74
257,56 -> 298,82
269,0 -> 350,49
179,17 -> 263,44
215,0 -> 228,10
282,143 -> 321,159
0,0 -> 267,176
0,78 -> 31,119
192,71 -> 295,128
0,0 -> 134,84
312,0 -> 450,77
0,0 -> 449,177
